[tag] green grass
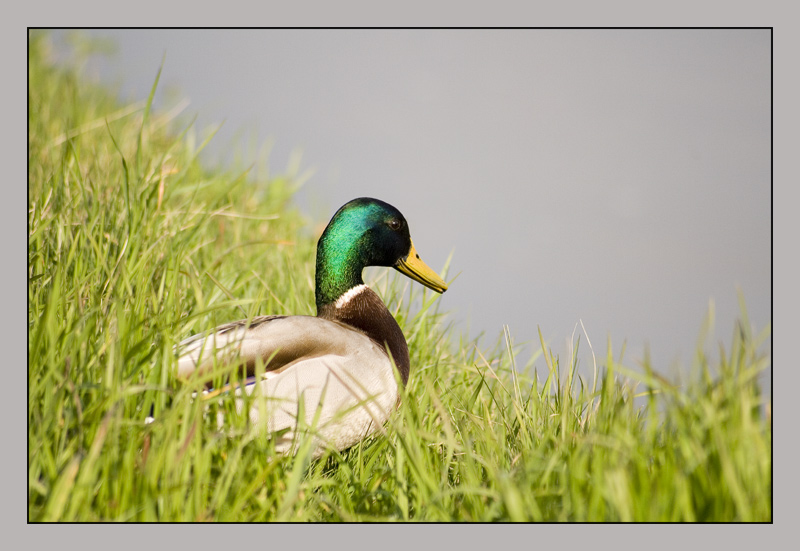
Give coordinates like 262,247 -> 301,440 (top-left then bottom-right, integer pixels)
28,32 -> 771,522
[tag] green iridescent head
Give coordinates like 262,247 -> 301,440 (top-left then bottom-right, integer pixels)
315,197 -> 448,311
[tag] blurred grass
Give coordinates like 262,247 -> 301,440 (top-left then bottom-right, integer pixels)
28,31 -> 771,522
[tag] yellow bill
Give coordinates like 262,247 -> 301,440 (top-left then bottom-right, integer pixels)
394,239 -> 448,293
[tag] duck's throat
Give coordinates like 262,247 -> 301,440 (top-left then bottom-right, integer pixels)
315,232 -> 367,312
317,285 -> 411,385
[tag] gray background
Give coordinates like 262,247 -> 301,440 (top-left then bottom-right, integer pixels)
53,29 -> 771,384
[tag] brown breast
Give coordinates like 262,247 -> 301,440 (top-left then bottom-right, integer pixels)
317,286 -> 410,385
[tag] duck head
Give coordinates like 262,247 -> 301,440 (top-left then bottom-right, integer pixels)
315,197 -> 448,311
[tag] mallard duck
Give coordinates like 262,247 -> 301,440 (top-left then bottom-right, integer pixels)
176,197 -> 448,457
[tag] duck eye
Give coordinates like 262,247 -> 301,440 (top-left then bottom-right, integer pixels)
387,219 -> 403,231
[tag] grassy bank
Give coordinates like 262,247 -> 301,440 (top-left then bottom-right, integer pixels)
28,32 -> 771,522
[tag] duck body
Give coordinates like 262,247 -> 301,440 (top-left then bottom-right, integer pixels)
176,198 -> 447,457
